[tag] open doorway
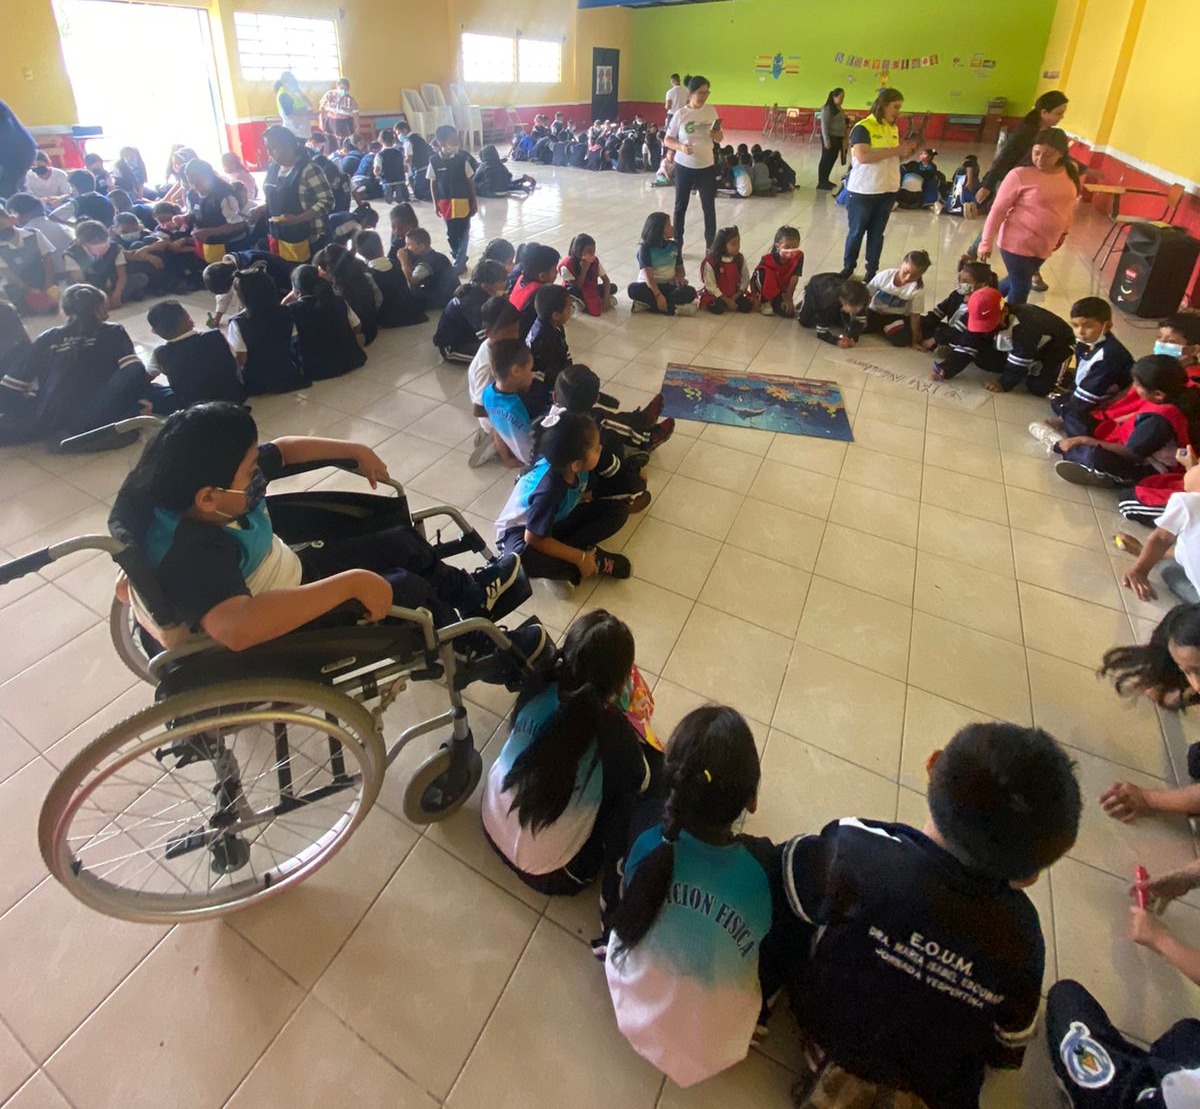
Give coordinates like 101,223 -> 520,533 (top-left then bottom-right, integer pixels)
54,0 -> 226,181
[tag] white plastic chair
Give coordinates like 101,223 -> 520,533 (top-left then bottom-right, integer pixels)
401,89 -> 435,138
448,83 -> 484,150
420,84 -> 457,135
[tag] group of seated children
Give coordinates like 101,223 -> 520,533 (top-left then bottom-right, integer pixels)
511,113 -> 663,177
479,607 -> 1184,1104
714,143 -> 797,197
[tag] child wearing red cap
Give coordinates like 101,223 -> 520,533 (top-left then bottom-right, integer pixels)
930,286 -> 1003,382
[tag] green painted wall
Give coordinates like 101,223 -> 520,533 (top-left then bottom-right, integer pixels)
628,0 -> 1058,114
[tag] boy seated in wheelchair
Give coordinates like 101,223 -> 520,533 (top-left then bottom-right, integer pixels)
116,402 -> 543,666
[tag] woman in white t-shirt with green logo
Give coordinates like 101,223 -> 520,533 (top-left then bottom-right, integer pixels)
664,75 -> 725,257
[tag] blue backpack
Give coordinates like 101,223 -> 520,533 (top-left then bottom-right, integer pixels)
511,134 -> 535,162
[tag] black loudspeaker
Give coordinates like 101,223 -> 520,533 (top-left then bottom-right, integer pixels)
1111,224 -> 1200,318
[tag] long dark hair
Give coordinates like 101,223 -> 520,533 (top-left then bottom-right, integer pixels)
1031,127 -> 1081,190
640,211 -> 671,247
568,233 -> 596,264
502,610 -> 635,833
60,284 -> 107,333
824,88 -> 844,109
234,265 -> 286,320
1024,90 -> 1068,128
1133,354 -> 1200,444
314,242 -> 374,305
706,226 -> 741,265
609,705 -> 760,952
1100,603 -> 1200,708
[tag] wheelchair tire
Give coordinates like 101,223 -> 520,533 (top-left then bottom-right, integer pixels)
39,679 -> 386,923
109,596 -> 155,685
402,740 -> 482,824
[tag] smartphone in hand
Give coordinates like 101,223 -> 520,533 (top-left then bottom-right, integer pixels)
712,117 -> 723,131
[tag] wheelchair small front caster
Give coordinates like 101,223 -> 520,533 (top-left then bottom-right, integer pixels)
210,834 -> 251,874
402,737 -> 482,824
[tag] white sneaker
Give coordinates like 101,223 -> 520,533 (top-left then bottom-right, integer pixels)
630,300 -> 649,314
761,304 -> 775,316
674,302 -> 698,317
1027,421 -> 1063,450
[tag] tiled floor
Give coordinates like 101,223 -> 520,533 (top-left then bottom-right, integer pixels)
1,135 -> 1199,1107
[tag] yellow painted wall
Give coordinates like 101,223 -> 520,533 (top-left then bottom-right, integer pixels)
1035,0 -> 1082,97
5,0 -> 628,130
1060,0 -> 1134,144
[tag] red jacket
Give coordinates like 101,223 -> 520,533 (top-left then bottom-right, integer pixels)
699,252 -> 745,309
753,248 -> 803,302
560,255 -> 603,316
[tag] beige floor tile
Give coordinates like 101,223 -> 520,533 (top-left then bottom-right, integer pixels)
923,405 -> 998,446
1018,582 -> 1133,668
699,421 -> 776,457
4,1073 -> 72,1109
900,688 -> 998,794
0,623 -> 137,753
407,451 -> 513,509
1001,452 -> 1093,505
839,446 -> 923,501
797,577 -> 912,681
0,585 -> 99,686
856,390 -> 927,431
0,714 -> 38,786
773,644 -> 906,777
1011,529 -> 1125,610
314,839 -> 538,1098
1027,649 -> 1172,778
1006,487 -> 1105,551
1065,747 -> 1199,885
649,473 -> 745,541
815,523 -> 916,605
993,389 -> 1063,426
362,388 -> 443,432
0,759 -> 57,916
663,605 -> 792,723
676,438 -> 765,494
908,612 -> 1032,723
0,878 -> 167,1061
229,806 -> 418,989
828,482 -> 920,546
373,429 -> 458,484
849,417 -> 926,462
699,547 -> 811,636
0,1020 -> 34,1104
749,459 -> 839,519
917,503 -> 1014,577
587,576 -> 695,673
1052,858 -> 1200,1043
657,1048 -> 798,1108
923,431 -> 1002,481
726,498 -> 825,572
764,433 -> 847,478
623,518 -> 722,598
646,429 -> 695,474
0,482 -> 97,549
920,467 -> 1010,525
648,678 -> 768,757
746,730 -> 898,844
47,924 -> 303,1109
979,1035 -> 1066,1109
228,997 -> 437,1109
913,550 -> 1023,642
446,921 -> 663,1109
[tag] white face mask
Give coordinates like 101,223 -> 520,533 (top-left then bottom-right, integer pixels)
956,282 -> 973,296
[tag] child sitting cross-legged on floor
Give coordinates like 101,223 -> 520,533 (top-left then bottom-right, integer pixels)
510,243 -> 561,339
354,230 -> 427,329
628,212 -> 697,317
751,225 -> 803,317
1046,354 -> 1200,490
551,360 -> 675,463
699,226 -> 754,315
117,402 -> 539,663
481,338 -> 546,467
528,283 -> 576,390
434,259 -> 508,364
918,258 -> 997,352
396,226 -> 457,311
864,249 -> 930,348
781,722 -> 1081,1109
226,265 -> 307,396
283,264 -> 367,380
467,298 -> 523,468
494,411 -> 634,584
146,299 -> 244,409
558,233 -> 616,316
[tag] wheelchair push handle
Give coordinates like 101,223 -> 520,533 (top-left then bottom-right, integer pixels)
0,535 -> 126,587
0,548 -> 52,585
58,415 -> 164,451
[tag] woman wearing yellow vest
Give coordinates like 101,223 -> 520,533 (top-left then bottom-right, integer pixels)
840,89 -> 917,282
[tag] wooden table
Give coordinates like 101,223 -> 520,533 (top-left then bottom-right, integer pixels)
1084,183 -> 1170,263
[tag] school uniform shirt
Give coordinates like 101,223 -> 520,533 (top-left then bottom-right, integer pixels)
1072,333 -> 1134,407
666,104 -> 718,170
700,254 -> 751,305
50,192 -> 116,227
637,241 -> 682,285
750,161 -> 774,194
482,382 -> 534,464
782,818 -> 1044,1109
1156,492 -> 1200,596
664,85 -> 687,117
23,166 -> 70,200
995,303 -> 1075,392
22,215 -> 72,276
287,293 -> 365,380
149,328 -> 244,408
0,226 -> 53,288
63,240 -> 126,293
481,684 -> 650,876
137,442 -> 299,630
374,146 -> 406,183
433,282 -> 487,354
366,257 -> 425,328
468,341 -> 494,409
1119,411 -> 1186,472
800,272 -> 867,344
227,311 -> 306,396
426,151 -> 474,220
495,457 -> 590,543
409,249 -> 458,309
847,115 -> 901,195
527,317 -> 571,384
867,268 -> 925,317
3,320 -> 144,436
606,827 -> 775,1088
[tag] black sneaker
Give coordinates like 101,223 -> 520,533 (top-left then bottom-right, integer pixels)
836,267 -> 854,279
623,449 -> 651,472
507,618 -> 553,671
592,547 -> 632,579
472,553 -> 529,620
647,418 -> 675,450
1054,460 -> 1118,488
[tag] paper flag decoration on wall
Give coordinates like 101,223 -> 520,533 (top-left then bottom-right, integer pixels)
755,53 -> 800,78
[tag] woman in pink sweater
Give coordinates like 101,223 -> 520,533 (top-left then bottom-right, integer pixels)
978,128 -> 1078,305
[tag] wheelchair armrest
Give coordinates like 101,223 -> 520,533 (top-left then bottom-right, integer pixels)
273,458 -> 406,499
412,505 -> 493,558
58,415 -> 164,451
0,535 -> 125,586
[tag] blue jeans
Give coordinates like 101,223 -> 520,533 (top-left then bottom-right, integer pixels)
844,192 -> 895,274
999,250 -> 1045,305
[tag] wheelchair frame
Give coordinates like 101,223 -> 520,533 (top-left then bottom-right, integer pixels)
0,417 -> 542,924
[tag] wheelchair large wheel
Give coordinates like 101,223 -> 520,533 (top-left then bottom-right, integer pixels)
109,596 -> 154,684
39,679 -> 386,923
402,737 -> 482,824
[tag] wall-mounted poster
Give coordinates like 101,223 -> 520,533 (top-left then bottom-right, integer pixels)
595,66 -> 613,95
835,51 -> 845,63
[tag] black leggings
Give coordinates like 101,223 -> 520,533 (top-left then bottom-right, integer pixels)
298,521 -> 485,627
673,163 -> 718,254
817,142 -> 841,187
626,281 -> 696,315
501,500 -> 630,582
865,309 -> 914,347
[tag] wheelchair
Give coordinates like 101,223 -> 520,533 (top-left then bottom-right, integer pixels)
0,417 -> 549,925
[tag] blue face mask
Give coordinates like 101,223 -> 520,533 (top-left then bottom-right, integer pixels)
1155,341 -> 1185,359
216,467 -> 268,517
